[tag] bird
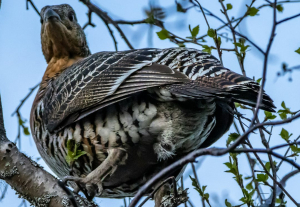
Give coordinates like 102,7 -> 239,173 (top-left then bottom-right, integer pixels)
30,4 -> 275,206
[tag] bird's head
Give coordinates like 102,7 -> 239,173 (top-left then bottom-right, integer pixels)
40,4 -> 90,63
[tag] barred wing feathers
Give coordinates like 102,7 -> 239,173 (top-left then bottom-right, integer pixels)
41,48 -> 275,133
42,49 -> 189,132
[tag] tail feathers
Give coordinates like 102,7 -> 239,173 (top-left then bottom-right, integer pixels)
226,76 -> 276,112
168,70 -> 276,112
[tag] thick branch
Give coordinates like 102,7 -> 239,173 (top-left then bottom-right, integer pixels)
0,96 -> 97,207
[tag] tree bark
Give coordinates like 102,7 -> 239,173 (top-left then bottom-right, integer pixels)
0,96 -> 98,207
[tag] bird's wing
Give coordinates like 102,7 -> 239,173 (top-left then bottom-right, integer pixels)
151,48 -> 275,111
42,48 -> 275,133
42,48 -> 189,132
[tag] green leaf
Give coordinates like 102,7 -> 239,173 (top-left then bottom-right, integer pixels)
191,25 -> 200,38
226,133 -> 240,147
246,182 -> 253,190
295,47 -> 300,54
207,28 -> 216,38
240,45 -> 250,53
226,3 -> 233,10
156,29 -> 169,40
202,45 -> 212,54
73,150 -> 87,160
279,112 -> 287,120
225,199 -> 232,207
264,111 -> 277,120
23,127 -> 30,135
145,15 -> 155,24
233,42 -> 242,47
235,103 -> 241,108
279,128 -> 292,142
189,176 -> 202,195
234,42 -> 250,54
265,162 -> 271,172
18,117 -> 25,125
281,101 -> 287,109
276,4 -> 284,12
256,173 -> 268,182
256,78 -> 262,84
217,36 -> 222,46
177,42 -> 185,47
203,193 -> 209,199
189,176 -> 211,203
291,145 -> 300,153
278,101 -> 293,120
248,7 -> 259,16
176,3 -> 186,13
66,139 -> 87,165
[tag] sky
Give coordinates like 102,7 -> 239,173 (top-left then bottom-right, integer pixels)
0,0 -> 300,206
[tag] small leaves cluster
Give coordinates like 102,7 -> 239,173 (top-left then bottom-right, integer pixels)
234,38 -> 250,59
224,154 -> 255,206
187,25 -> 199,42
278,101 -> 296,120
176,2 -> 186,13
156,29 -> 169,40
201,28 -> 221,54
264,111 -> 277,121
189,176 -> 211,206
247,6 -> 259,16
279,128 -> 300,156
18,116 -> 30,136
226,133 -> 239,147
65,139 -> 86,165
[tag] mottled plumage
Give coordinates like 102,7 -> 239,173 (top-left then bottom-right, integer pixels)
30,4 -> 275,205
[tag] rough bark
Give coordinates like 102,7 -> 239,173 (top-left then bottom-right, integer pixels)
0,96 -> 98,207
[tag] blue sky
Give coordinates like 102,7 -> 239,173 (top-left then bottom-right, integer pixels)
0,0 -> 300,206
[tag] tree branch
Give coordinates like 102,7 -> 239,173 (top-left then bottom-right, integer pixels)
80,0 -> 134,49
0,95 -> 97,207
129,138 -> 300,206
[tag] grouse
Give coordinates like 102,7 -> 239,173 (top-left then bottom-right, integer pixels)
30,4 -> 275,206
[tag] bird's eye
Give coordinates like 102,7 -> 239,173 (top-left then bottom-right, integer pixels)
40,18 -> 44,24
68,13 -> 75,22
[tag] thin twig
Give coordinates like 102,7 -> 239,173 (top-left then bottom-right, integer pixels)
82,10 -> 96,30
250,0 -> 277,127
80,0 -> 134,49
11,83 -> 39,116
26,0 -> 40,15
219,0 -> 246,76
277,12 -> 300,24
180,176 -> 187,207
101,16 -> 118,51
191,163 -> 205,207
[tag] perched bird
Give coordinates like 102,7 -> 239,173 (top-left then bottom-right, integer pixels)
30,4 -> 275,206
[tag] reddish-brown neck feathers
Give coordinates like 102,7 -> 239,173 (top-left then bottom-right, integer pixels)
39,4 -> 90,89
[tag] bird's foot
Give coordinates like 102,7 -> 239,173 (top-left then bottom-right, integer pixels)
62,175 -> 103,201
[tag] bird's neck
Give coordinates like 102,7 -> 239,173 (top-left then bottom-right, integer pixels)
41,56 -> 83,89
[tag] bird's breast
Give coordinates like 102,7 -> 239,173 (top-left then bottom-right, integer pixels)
32,93 -> 217,195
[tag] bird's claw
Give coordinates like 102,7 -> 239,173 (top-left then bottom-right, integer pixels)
62,175 -> 103,201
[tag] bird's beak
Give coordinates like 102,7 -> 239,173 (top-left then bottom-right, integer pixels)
44,8 -> 61,22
